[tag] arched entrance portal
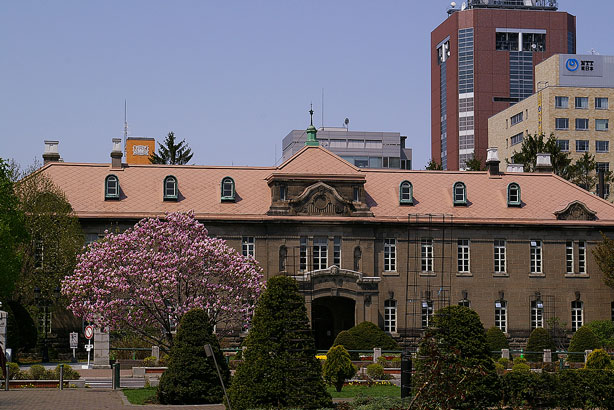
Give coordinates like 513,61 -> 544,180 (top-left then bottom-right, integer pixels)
312,297 -> 355,350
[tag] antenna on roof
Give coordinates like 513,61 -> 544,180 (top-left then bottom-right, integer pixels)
321,88 -> 324,128
344,118 -> 349,131
589,48 -> 600,55
123,99 -> 129,156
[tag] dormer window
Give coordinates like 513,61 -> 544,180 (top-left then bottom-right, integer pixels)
105,175 -> 120,200
399,180 -> 413,204
221,177 -> 235,202
507,183 -> 521,206
453,182 -> 467,205
164,175 -> 178,200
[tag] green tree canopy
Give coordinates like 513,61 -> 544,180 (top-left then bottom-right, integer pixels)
228,275 -> 332,409
486,326 -> 509,356
568,325 -> 600,362
593,233 -> 614,291
322,345 -> 356,392
0,159 -> 28,304
157,308 -> 229,405
333,321 -> 399,351
464,155 -> 485,171
149,132 -> 193,165
426,159 -> 443,170
510,133 -> 571,177
525,327 -> 556,362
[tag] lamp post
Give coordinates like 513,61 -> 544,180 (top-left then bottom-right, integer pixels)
34,286 -> 60,363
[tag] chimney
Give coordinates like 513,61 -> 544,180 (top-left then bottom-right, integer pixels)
535,153 -> 553,173
506,163 -> 525,173
485,147 -> 500,175
43,140 -> 61,165
111,138 -> 123,169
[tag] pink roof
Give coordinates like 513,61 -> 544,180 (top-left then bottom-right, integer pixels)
39,146 -> 614,226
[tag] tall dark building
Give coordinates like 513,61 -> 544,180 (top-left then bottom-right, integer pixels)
431,0 -> 575,170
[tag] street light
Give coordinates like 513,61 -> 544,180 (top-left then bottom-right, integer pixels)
34,286 -> 60,363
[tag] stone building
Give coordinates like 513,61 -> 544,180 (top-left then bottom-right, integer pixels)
40,128 -> 614,348
489,54 -> 614,198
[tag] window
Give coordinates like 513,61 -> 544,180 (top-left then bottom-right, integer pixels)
453,182 -> 467,205
333,237 -> 341,267
163,176 -> 177,200
105,175 -> 120,199
576,140 -> 589,152
242,237 -> 255,257
384,300 -> 397,333
596,119 -> 609,131
555,118 -> 569,130
353,187 -> 360,202
597,162 -> 610,173
575,118 -> 589,130
221,177 -> 235,201
300,237 -> 307,270
575,97 -> 588,109
34,239 -> 44,269
496,32 -> 519,51
399,181 -> 413,204
421,300 -> 434,328
458,298 -> 471,307
571,300 -> 583,331
510,112 -> 524,126
557,139 -> 570,152
507,183 -> 521,206
596,141 -> 610,153
347,139 -> 364,149
596,97 -> 609,110
494,239 -> 506,273
495,300 -> 508,333
522,32 -> 546,52
384,239 -> 396,272
578,241 -> 586,274
566,241 -> 574,274
437,40 -> 450,64
511,132 -> 523,146
555,96 -> 569,108
329,139 -> 346,148
530,240 -> 542,274
422,239 -> 434,272
457,239 -> 470,273
313,237 -> 328,270
531,300 -> 544,329
353,247 -> 362,271
279,184 -> 287,201
365,140 -> 382,149
279,246 -> 287,272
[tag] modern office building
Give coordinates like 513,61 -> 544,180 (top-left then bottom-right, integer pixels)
489,54 -> 614,198
282,127 -> 412,170
431,0 -> 576,170
39,129 -> 614,349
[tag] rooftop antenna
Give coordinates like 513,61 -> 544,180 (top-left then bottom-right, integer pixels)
123,99 -> 129,156
321,88 -> 324,128
344,117 -> 349,131
589,48 -> 600,55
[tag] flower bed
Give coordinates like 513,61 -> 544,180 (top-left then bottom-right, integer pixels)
4,379 -> 85,388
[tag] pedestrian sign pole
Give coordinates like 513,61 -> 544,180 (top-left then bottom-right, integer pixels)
84,325 -> 94,368
69,332 -> 78,363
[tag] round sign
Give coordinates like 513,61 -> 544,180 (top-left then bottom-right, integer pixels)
84,325 -> 94,340
566,58 -> 579,72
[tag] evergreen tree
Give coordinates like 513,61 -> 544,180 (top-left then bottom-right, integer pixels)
157,308 -> 229,405
525,327 -> 556,362
569,152 -> 597,191
228,275 -> 332,410
149,132 -> 193,165
486,326 -> 509,357
426,159 -> 443,170
464,155 -> 484,171
510,133 -> 571,177
322,345 -> 356,392
594,233 -> 614,291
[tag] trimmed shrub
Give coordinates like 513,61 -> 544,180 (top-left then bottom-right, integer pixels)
228,276 -> 332,410
29,364 -> 48,380
486,326 -> 509,358
502,370 -> 558,409
512,361 -> 530,373
525,327 -> 556,362
413,306 -> 499,410
322,345 -> 356,392
157,308 -> 229,405
585,349 -> 612,370
332,321 -> 399,359
586,320 -> 614,349
391,357 -> 401,368
569,325 -> 601,362
142,356 -> 157,367
54,364 -> 80,380
498,357 -> 511,369
158,353 -> 170,366
366,363 -> 386,380
7,362 -> 21,380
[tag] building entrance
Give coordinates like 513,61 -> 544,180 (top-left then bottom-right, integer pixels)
311,296 -> 355,350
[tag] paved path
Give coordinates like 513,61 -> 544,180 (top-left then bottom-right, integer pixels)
0,389 -> 226,409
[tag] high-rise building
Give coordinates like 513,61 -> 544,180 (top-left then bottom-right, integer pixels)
431,0 -> 575,170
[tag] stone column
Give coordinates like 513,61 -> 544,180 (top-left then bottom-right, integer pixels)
151,346 -> 160,363
501,349 -> 510,360
93,328 -> 110,369
0,311 -> 7,355
543,349 -> 551,363
373,347 -> 382,363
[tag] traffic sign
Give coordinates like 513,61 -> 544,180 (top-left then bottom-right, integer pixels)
85,325 -> 94,340
69,332 -> 78,348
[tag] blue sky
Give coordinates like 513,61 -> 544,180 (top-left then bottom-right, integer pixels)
1,1 -> 612,170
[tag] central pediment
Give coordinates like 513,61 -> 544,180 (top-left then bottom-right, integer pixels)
290,182 -> 353,216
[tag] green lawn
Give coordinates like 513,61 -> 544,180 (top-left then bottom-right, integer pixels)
327,383 -> 401,398
123,387 -> 157,405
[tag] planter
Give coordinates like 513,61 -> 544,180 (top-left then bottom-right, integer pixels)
132,367 -> 168,378
4,379 -> 85,389
383,368 -> 401,375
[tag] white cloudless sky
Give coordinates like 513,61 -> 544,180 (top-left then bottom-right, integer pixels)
1,1 -> 611,170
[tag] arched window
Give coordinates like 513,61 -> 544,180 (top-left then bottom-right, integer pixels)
105,175 -> 120,200
399,180 -> 413,204
353,246 -> 362,271
164,175 -> 178,200
221,177 -> 235,201
279,245 -> 287,272
453,181 -> 467,205
507,182 -> 521,206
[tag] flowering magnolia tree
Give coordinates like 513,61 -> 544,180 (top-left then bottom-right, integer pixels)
62,212 -> 263,349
